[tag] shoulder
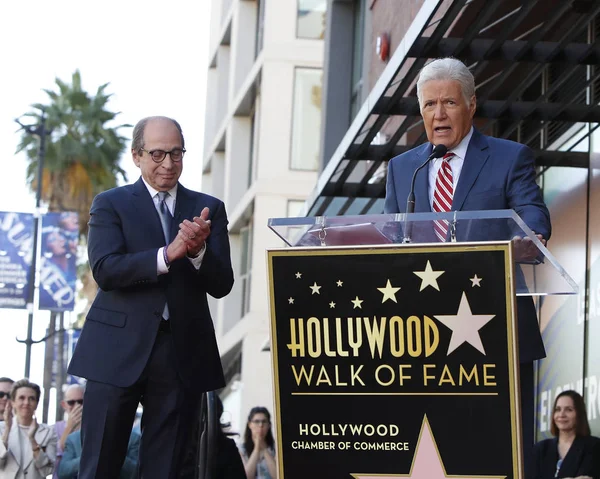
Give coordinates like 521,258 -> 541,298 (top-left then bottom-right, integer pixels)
93,183 -> 135,205
389,142 -> 430,167
478,132 -> 531,156
579,434 -> 600,449
533,438 -> 554,454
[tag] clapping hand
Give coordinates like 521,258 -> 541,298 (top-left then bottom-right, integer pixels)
28,415 -> 39,440
3,401 -> 12,429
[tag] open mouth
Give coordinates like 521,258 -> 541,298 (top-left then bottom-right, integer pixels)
434,126 -> 451,133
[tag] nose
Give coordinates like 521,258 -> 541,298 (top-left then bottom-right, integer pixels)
433,102 -> 446,119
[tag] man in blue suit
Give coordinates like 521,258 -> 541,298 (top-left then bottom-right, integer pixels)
68,116 -> 234,478
384,58 -> 551,473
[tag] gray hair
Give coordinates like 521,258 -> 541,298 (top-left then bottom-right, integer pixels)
416,58 -> 475,106
131,116 -> 185,153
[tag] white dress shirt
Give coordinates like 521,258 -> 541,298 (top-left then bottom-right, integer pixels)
428,126 -> 474,208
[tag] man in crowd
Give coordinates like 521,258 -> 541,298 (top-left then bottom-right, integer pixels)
52,383 -> 84,478
68,116 -> 234,478
0,378 -> 14,421
384,57 -> 551,473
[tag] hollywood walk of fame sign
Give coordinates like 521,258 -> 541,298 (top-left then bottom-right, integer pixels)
267,242 -> 522,479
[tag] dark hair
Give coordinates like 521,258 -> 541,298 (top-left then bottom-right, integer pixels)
11,378 -> 41,402
243,406 -> 275,456
131,116 -> 185,153
550,390 -> 590,437
0,377 -> 14,385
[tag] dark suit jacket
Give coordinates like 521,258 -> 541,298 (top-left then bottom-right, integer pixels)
530,436 -> 600,479
384,129 -> 551,363
68,178 -> 234,392
58,429 -> 140,479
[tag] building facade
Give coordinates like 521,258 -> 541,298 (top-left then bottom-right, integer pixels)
203,0 -> 326,433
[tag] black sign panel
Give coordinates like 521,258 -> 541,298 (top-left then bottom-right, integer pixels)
267,243 -> 521,479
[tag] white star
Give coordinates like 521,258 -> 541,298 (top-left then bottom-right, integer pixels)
351,296 -> 363,309
470,274 -> 482,287
434,292 -> 495,355
329,301 -> 336,308
413,260 -> 444,291
295,272 -> 302,279
288,297 -> 294,304
309,282 -> 321,295
350,416 -> 503,479
377,279 -> 401,303
336,280 -> 343,287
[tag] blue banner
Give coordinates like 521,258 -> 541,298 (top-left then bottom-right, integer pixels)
39,212 -> 78,311
0,212 -> 35,309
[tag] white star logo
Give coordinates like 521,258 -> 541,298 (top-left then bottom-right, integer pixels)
434,292 -> 495,355
351,296 -> 363,309
336,280 -> 343,287
329,301 -> 336,308
413,260 -> 444,291
377,279 -> 401,303
309,282 -> 321,295
470,274 -> 482,287
295,272 -> 302,279
351,416 -> 503,479
288,297 -> 294,304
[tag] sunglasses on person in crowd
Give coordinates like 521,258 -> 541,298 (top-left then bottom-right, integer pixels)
66,399 -> 84,406
0,392 -> 9,399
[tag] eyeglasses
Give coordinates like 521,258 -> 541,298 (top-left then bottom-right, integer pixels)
140,148 -> 186,163
251,419 -> 269,425
66,399 -> 84,407
0,392 -> 9,399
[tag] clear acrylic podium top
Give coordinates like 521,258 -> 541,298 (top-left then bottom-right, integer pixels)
268,209 -> 578,297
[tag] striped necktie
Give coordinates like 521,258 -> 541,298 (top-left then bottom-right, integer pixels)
432,152 -> 455,242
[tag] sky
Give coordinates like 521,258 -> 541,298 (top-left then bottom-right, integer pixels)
0,0 -> 212,420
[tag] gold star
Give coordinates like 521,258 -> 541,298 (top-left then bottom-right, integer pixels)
288,297 -> 294,304
377,279 -> 401,303
470,274 -> 482,287
329,301 -> 336,308
336,280 -> 343,287
413,260 -> 445,291
309,282 -> 321,294
295,272 -> 302,279
351,296 -> 363,309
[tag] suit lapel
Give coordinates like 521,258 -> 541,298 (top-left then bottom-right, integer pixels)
8,424 -> 20,465
561,436 -> 584,474
452,129 -> 490,211
131,177 -> 169,245
413,144 -> 432,213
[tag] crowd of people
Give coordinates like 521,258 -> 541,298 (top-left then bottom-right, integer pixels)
0,377 -> 277,478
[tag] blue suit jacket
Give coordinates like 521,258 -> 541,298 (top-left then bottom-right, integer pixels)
68,178 -> 234,392
530,436 -> 600,479
384,129 -> 551,362
58,429 -> 140,479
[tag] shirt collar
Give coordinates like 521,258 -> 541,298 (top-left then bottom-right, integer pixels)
446,126 -> 474,160
140,176 -> 178,201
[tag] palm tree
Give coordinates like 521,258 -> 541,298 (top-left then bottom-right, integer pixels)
16,70 -> 131,420
16,69 -> 130,231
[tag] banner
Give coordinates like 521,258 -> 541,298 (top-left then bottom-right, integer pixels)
0,212 -> 35,309
268,243 -> 521,478
39,212 -> 78,311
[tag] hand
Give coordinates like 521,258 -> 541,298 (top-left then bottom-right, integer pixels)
66,403 -> 83,432
3,401 -> 12,430
180,207 -> 211,257
512,232 -> 546,263
28,416 -> 39,440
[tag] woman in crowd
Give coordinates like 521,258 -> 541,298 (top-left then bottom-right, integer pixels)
239,407 -> 277,479
530,389 -> 600,478
0,379 -> 57,479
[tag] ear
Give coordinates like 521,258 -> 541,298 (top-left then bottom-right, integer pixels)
132,148 -> 141,168
469,95 -> 476,118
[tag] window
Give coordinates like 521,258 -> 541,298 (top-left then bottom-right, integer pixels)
240,224 -> 253,316
297,0 -> 327,39
350,0 -> 366,120
255,0 -> 266,58
290,68 -> 323,171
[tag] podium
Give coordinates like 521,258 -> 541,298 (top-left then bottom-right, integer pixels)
266,210 -> 576,479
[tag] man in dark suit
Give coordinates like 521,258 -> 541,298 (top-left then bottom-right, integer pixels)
67,116 -> 234,478
384,58 -> 551,474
